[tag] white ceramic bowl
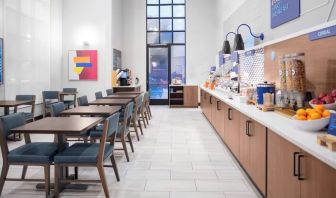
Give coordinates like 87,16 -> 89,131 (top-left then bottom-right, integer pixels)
309,101 -> 336,110
292,115 -> 331,132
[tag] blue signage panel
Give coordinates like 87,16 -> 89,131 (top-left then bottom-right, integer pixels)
271,0 -> 300,29
309,25 -> 336,41
218,51 -> 225,66
230,51 -> 239,63
0,38 -> 3,84
244,49 -> 255,57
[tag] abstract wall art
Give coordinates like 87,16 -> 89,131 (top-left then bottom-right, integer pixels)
68,50 -> 98,80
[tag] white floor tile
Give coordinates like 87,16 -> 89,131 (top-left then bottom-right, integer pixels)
145,180 -> 196,191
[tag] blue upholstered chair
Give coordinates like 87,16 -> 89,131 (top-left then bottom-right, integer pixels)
42,91 -> 60,117
95,91 -> 103,99
0,113 -> 58,196
62,88 -> 77,109
130,95 -> 144,141
90,102 -> 134,162
15,95 -> 36,122
106,89 -> 113,96
137,93 -> 147,128
54,112 -> 120,198
77,96 -> 89,106
50,102 -> 65,117
144,91 -> 152,119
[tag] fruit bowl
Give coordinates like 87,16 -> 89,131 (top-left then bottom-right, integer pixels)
291,115 -> 330,131
309,101 -> 336,110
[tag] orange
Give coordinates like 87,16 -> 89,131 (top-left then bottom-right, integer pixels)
311,112 -> 322,120
315,105 -> 325,112
322,110 -> 331,118
297,115 -> 307,120
306,108 -> 313,114
296,109 -> 307,116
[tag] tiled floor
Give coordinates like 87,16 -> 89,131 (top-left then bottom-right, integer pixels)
0,106 -> 261,198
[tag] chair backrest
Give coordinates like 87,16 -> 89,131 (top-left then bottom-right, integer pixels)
15,95 -> 36,114
97,112 -> 120,163
50,102 -> 65,117
120,102 -> 134,137
63,88 -> 77,93
133,95 -> 144,120
42,91 -> 60,100
106,89 -> 113,96
0,113 -> 26,160
95,91 -> 103,99
77,96 -> 89,106
137,93 -> 145,114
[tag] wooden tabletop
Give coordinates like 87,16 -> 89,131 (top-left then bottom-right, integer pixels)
88,98 -> 132,106
60,106 -> 121,116
59,92 -> 78,95
11,117 -> 103,134
114,91 -> 144,95
0,100 -> 33,107
104,94 -> 139,99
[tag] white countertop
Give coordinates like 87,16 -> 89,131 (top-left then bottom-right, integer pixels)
113,84 -> 141,88
201,86 -> 336,169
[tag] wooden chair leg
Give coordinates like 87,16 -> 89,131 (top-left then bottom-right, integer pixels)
0,164 -> 9,195
44,165 -> 50,196
54,165 -> 60,198
97,165 -> 110,198
148,105 -> 152,117
138,120 -> 144,135
127,133 -> 134,153
145,112 -> 150,124
121,138 -> 130,162
110,154 -> 120,182
132,119 -> 140,141
144,112 -> 149,125
141,113 -> 147,128
21,165 -> 28,179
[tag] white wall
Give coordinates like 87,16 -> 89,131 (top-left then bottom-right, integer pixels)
220,0 -> 336,46
0,0 -> 4,102
112,0 -> 123,52
61,0 -> 112,100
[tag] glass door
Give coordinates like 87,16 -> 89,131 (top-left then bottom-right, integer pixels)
147,45 -> 170,105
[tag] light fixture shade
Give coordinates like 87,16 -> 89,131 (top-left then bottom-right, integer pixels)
222,40 -> 231,54
233,33 -> 245,51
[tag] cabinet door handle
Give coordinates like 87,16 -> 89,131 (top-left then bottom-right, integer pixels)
293,152 -> 300,177
298,154 -> 305,180
246,120 -> 252,136
217,101 -> 221,111
210,96 -> 213,104
228,108 -> 233,120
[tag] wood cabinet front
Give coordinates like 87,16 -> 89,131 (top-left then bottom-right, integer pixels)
224,105 -> 240,158
183,86 -> 198,107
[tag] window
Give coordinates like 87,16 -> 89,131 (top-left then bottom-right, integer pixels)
146,0 -> 186,83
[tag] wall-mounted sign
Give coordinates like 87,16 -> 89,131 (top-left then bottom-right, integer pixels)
271,0 -> 300,29
0,38 -> 3,84
230,51 -> 239,63
218,51 -> 225,66
244,49 -> 255,57
309,25 -> 336,41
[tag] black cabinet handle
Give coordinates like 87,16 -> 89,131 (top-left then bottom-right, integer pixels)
204,93 -> 206,99
217,101 -> 221,111
210,96 -> 213,104
246,120 -> 252,136
298,154 -> 305,180
293,152 -> 300,177
228,108 -> 233,120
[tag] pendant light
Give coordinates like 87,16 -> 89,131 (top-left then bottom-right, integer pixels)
222,32 -> 236,55
233,24 -> 264,51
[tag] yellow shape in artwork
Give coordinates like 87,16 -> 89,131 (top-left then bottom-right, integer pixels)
74,67 -> 84,75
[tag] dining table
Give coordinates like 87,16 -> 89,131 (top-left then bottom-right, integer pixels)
103,94 -> 139,100
113,91 -> 144,95
0,100 -> 34,115
11,116 -> 104,193
88,98 -> 132,106
60,106 -> 122,116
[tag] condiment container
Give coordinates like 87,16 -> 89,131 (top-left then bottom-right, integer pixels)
256,82 -> 275,106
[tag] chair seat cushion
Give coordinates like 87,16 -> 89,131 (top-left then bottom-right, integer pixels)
63,100 -> 75,105
23,112 -> 34,121
8,142 -> 59,163
54,143 -> 113,164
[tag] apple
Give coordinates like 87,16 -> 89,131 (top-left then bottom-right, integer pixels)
319,93 -> 327,99
322,96 -> 334,104
311,98 -> 319,104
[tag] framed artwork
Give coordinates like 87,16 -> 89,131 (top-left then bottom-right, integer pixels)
68,50 -> 98,80
0,38 -> 3,84
113,49 -> 122,70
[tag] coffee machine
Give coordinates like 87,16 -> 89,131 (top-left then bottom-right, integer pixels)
119,69 -> 130,86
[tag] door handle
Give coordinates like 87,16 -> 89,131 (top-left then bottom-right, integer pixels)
298,154 -> 305,180
228,108 -> 233,120
217,101 -> 221,111
210,96 -> 213,104
246,120 -> 252,136
293,152 -> 300,177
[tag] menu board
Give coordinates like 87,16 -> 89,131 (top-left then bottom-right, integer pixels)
0,38 -> 3,84
271,0 -> 300,29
